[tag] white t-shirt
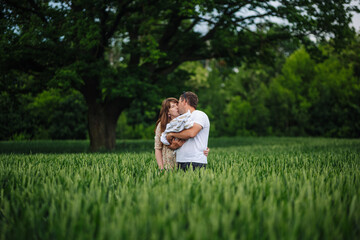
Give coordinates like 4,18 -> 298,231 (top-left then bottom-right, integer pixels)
176,110 -> 210,164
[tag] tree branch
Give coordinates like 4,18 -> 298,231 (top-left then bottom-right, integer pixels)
201,5 -> 244,42
27,0 -> 47,23
105,0 -> 132,41
100,5 -> 109,49
158,10 -> 184,51
6,0 -> 47,24
166,17 -> 202,51
128,26 -> 140,67
235,12 -> 276,24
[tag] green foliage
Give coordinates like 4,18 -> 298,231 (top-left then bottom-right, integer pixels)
0,137 -> 359,239
0,72 -> 34,140
0,80 -> 88,140
225,96 -> 253,136
198,37 -> 360,138
180,61 -> 209,90
267,43 -> 360,137
267,47 -> 314,136
1,0 -> 358,148
197,63 -> 228,137
116,111 -> 154,140
309,54 -> 360,137
27,89 -> 87,140
267,79 -> 296,135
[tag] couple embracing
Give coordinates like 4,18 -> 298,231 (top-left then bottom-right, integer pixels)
154,91 -> 210,171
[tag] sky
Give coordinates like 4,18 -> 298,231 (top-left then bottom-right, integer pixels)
349,0 -> 360,31
193,2 -> 360,36
351,12 -> 360,32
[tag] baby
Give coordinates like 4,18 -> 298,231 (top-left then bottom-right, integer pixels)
160,110 -> 194,145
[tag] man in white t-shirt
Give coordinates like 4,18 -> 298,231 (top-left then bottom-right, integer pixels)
166,91 -> 210,171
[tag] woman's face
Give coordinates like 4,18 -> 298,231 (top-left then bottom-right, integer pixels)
168,102 -> 179,119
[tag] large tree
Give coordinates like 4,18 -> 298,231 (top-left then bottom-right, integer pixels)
1,0 -> 358,150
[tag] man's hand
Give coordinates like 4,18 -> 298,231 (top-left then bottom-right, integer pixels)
168,138 -> 186,150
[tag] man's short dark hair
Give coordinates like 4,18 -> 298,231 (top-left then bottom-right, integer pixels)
180,91 -> 198,109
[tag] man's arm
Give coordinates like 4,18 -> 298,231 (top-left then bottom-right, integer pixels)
166,123 -> 203,143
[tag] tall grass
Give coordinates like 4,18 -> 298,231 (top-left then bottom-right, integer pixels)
1,137 -> 359,239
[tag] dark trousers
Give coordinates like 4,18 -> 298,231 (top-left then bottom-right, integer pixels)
178,162 -> 207,171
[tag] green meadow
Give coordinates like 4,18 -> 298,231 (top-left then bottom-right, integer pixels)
1,137 -> 359,239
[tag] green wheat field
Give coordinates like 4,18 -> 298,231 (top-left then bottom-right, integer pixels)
1,137 -> 359,239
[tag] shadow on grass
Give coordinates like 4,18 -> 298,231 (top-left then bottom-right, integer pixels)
0,137 -> 270,154
1,137 -> 358,154
0,137 -> 308,154
0,139 -> 155,154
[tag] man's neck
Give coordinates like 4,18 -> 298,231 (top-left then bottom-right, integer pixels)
185,106 -> 196,113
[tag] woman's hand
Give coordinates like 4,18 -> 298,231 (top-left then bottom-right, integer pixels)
155,149 -> 164,169
203,147 -> 210,156
168,138 -> 186,150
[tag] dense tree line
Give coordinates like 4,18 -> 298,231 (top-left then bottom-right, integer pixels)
1,36 -> 359,140
198,37 -> 360,138
1,1 -> 359,147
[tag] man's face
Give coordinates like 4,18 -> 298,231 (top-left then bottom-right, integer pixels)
178,98 -> 186,114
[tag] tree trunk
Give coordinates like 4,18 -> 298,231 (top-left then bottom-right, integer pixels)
87,101 -> 123,151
